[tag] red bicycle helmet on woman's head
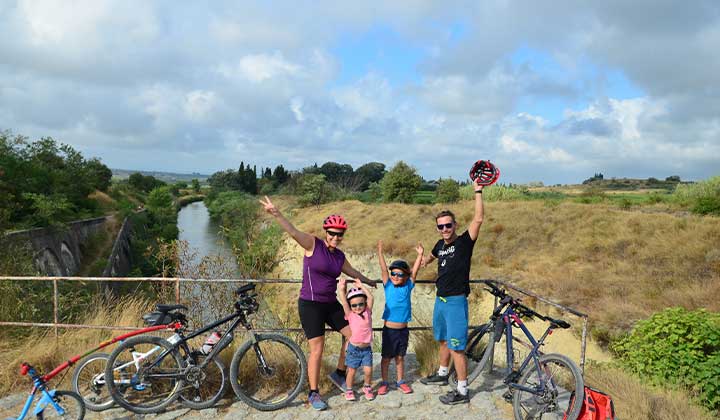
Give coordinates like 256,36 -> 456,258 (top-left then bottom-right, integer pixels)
323,214 -> 348,230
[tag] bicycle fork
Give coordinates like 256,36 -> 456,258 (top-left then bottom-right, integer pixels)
248,333 -> 275,377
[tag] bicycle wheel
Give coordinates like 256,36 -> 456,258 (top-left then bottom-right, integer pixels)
38,390 -> 85,420
72,352 -> 114,411
449,324 -> 495,386
104,335 -> 185,414
512,353 -> 584,420
179,354 -> 226,410
229,334 -> 307,411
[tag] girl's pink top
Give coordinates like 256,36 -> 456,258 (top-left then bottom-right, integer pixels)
345,308 -> 373,345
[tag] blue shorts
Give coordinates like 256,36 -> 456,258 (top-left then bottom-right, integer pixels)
381,326 -> 409,358
432,295 -> 468,351
346,343 -> 373,369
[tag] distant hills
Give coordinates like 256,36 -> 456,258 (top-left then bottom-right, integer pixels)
111,168 -> 210,183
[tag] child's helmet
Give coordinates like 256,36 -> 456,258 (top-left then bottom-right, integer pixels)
388,260 -> 410,273
346,287 -> 366,300
323,214 -> 348,230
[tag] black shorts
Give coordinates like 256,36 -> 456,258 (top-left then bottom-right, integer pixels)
298,298 -> 349,339
381,326 -> 409,358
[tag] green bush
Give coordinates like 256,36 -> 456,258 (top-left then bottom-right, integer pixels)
612,307 -> 720,410
436,178 -> 460,203
380,161 -> 422,203
672,176 -> 720,215
297,174 -> 334,207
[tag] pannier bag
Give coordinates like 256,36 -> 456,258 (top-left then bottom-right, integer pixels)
142,311 -> 172,326
564,385 -> 617,420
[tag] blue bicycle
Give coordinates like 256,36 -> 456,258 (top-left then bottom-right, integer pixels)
8,362 -> 85,420
451,280 -> 584,419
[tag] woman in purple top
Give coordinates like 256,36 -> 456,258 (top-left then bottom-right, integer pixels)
259,196 -> 375,411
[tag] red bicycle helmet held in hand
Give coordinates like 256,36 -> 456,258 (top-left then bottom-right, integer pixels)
323,214 -> 348,230
469,160 -> 501,186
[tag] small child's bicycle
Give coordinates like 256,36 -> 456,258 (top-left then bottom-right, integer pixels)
7,362 -> 85,420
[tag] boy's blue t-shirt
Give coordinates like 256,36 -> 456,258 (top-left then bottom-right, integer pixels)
382,279 -> 415,323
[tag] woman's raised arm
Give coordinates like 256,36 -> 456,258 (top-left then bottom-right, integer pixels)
259,196 -> 315,252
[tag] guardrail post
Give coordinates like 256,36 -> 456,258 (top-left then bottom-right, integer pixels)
175,277 -> 180,304
53,278 -> 59,339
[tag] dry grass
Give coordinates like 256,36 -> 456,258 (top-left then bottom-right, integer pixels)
269,197 -> 720,343
584,363 -> 715,420
0,295 -> 153,398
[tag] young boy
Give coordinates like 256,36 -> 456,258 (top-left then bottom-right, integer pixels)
376,240 -> 423,395
338,278 -> 375,401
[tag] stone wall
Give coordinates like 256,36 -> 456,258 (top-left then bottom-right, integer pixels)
4,217 -> 108,276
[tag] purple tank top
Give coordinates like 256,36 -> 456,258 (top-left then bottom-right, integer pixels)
300,237 -> 346,302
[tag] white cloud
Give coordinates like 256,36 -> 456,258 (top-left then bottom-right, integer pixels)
0,1 -> 717,181
218,52 -> 302,83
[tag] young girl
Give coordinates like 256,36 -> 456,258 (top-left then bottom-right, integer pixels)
338,278 -> 375,401
376,240 -> 423,395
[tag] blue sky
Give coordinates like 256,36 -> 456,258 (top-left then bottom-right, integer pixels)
0,1 -> 718,184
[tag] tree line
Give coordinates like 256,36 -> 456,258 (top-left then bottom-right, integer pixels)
207,160 -> 463,206
1,131 -> 113,230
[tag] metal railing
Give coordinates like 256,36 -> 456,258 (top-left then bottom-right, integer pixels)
0,276 -> 589,371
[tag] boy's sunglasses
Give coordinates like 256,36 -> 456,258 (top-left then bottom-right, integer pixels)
390,271 -> 407,278
437,222 -> 454,230
326,230 -> 345,237
350,302 -> 365,308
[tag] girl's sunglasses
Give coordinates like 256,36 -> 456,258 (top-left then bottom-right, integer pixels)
437,222 -> 454,230
390,271 -> 407,278
326,230 -> 345,237
350,302 -> 365,308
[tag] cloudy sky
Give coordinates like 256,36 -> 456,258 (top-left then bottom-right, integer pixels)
1,1 -> 718,184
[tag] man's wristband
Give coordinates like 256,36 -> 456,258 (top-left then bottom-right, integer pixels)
475,189 -> 483,194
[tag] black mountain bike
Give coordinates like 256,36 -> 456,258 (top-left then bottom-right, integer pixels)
450,280 -> 584,420
104,284 -> 307,414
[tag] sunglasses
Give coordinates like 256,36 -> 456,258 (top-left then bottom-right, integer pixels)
326,230 -> 345,237
350,302 -> 366,308
437,222 -> 454,230
390,271 -> 407,278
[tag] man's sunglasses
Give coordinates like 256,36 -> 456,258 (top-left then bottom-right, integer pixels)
326,230 -> 345,237
437,222 -> 454,230
350,302 -> 365,308
390,271 -> 407,278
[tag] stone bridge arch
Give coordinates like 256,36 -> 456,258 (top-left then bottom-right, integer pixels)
37,248 -> 64,276
60,242 -> 78,275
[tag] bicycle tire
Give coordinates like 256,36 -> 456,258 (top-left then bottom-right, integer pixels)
72,352 -> 114,411
104,335 -> 185,415
229,333 -> 307,411
37,390 -> 85,420
449,323 -> 495,386
512,353 -> 584,420
179,355 -> 226,410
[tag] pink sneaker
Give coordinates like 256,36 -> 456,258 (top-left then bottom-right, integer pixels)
362,385 -> 375,401
344,389 -> 356,401
377,382 -> 390,395
397,382 -> 413,394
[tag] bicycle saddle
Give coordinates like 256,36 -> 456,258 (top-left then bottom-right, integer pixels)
155,304 -> 188,313
548,317 -> 571,329
236,284 -> 256,295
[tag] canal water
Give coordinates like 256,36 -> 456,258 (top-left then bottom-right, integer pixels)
177,201 -> 240,276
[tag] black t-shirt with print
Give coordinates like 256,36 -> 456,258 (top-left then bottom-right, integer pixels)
431,230 -> 476,297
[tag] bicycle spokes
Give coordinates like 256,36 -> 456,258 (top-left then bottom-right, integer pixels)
232,337 -> 303,405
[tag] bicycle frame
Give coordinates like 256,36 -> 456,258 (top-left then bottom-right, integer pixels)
48,322 -> 182,383
143,307 -> 254,377
14,366 -> 70,420
499,306 -> 554,395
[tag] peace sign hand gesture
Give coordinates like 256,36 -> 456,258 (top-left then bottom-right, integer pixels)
258,196 -> 280,217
